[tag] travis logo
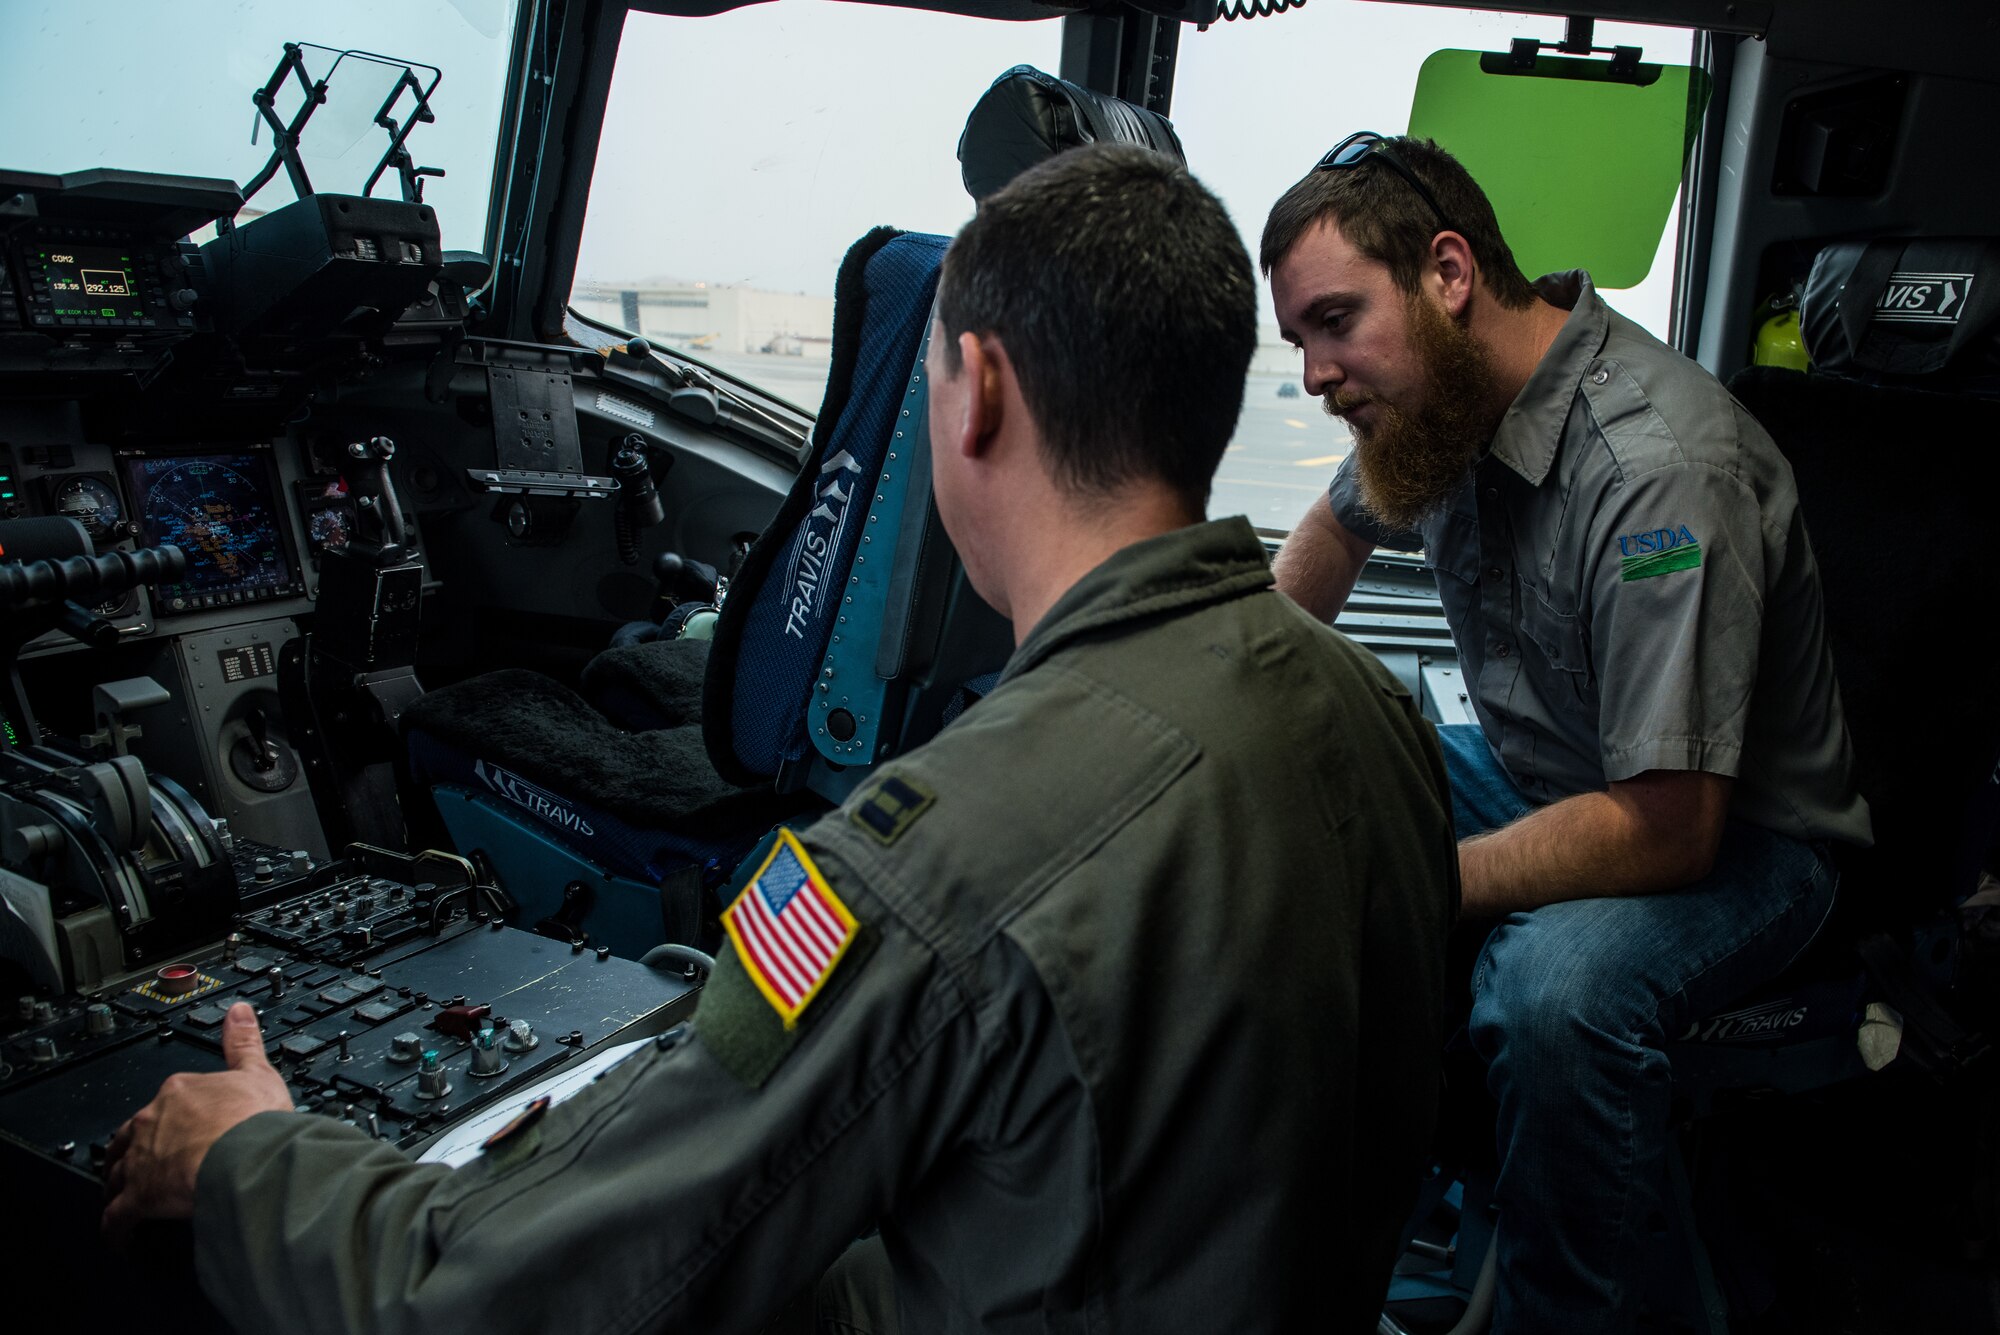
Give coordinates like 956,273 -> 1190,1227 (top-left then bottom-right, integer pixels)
1617,524 -> 1701,582
1874,271 -> 1974,326
1680,997 -> 1809,1044
474,758 -> 595,837
783,449 -> 863,640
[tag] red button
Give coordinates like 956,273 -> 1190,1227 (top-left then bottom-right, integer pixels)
155,964 -> 201,996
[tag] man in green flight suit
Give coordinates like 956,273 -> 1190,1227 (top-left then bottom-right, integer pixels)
103,143 -> 1458,1334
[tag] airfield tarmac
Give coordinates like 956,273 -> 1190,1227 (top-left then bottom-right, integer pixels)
696,350 -> 1349,535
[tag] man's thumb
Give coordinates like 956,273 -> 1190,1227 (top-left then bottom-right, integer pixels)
221,1001 -> 271,1070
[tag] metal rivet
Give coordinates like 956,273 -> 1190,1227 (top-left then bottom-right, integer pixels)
900,409 -> 909,417
869,515 -> 877,523
888,452 -> 896,460
894,431 -> 903,439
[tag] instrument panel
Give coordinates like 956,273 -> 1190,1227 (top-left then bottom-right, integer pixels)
43,472 -> 125,540
119,448 -> 305,614
8,223 -> 194,335
5,441 -> 331,651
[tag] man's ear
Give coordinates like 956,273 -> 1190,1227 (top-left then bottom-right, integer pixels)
1429,232 -> 1478,318
953,330 -> 1008,459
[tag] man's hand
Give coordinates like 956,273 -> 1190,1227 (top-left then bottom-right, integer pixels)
102,1001 -> 294,1240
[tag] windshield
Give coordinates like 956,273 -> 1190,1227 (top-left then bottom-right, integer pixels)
572,3 -> 1690,533
0,0 -> 519,254
569,3 -> 1062,413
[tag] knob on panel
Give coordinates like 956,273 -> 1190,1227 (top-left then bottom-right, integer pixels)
415,1050 -> 452,1101
468,1026 -> 509,1079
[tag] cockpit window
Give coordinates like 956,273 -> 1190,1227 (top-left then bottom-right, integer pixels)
568,3 -> 1062,414
1172,4 -> 1694,532
569,4 -> 1691,535
0,0 -> 519,255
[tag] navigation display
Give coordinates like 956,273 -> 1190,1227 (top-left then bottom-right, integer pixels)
28,243 -> 149,323
120,450 -> 303,614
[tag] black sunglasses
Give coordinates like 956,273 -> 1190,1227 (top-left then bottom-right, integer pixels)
1314,131 -> 1461,239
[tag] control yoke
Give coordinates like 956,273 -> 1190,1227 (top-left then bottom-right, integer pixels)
0,517 -> 187,747
341,435 -> 411,563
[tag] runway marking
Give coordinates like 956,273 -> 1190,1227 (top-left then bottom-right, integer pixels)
1212,476 -> 1322,492
1295,454 -> 1346,468
1283,418 -> 1310,429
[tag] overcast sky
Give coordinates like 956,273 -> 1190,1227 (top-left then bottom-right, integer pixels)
6,0 -> 1688,337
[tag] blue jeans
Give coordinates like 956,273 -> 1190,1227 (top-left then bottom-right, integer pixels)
1435,726 -> 1837,1335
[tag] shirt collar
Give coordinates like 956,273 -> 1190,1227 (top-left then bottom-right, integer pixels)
1488,270 -> 1609,487
1005,517 -> 1274,681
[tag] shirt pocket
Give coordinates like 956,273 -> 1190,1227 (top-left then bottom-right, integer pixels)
1521,588 -> 1594,688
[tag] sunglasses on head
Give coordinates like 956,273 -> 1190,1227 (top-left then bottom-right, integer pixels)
1314,132 -> 1461,239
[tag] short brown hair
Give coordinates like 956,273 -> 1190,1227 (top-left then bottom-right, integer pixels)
939,143 -> 1256,510
1260,136 -> 1537,309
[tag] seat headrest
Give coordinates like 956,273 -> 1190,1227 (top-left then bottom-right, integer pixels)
1799,236 -> 2000,396
959,65 -> 1185,203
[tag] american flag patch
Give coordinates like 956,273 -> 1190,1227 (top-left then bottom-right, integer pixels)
721,830 -> 859,1028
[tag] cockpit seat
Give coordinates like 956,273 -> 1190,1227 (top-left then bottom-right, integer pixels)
406,65 -> 1184,959
1674,234 -> 2000,1091
1658,238 -> 2000,1324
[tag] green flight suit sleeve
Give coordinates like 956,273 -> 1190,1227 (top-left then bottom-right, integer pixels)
192,846 -> 985,1335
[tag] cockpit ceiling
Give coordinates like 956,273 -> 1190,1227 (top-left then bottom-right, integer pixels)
628,0 -> 1084,23
627,0 -> 2000,86
1374,0 -> 2000,86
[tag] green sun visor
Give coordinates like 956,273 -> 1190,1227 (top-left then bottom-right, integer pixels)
1408,49 -> 1712,289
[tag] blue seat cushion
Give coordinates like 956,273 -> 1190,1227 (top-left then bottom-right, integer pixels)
404,668 -> 817,881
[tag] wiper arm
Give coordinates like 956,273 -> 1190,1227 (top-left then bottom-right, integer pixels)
669,362 -> 811,453
565,305 -> 811,460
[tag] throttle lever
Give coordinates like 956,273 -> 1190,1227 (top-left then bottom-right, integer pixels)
246,707 -> 279,774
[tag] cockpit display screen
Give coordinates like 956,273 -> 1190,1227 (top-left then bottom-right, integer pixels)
120,450 -> 303,614
29,243 -> 148,322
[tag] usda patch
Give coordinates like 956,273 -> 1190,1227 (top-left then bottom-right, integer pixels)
1618,525 -> 1701,582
